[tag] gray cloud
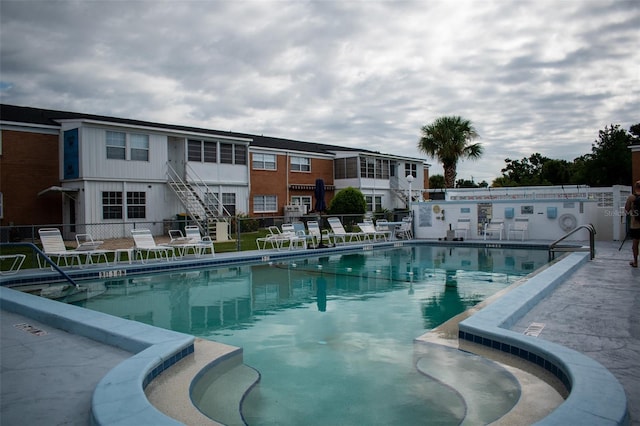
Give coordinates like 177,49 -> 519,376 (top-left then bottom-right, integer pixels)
1,0 -> 638,184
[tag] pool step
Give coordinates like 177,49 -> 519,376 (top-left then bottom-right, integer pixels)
415,342 -> 520,425
192,362 -> 260,426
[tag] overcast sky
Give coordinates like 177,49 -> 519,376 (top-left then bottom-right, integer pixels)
1,0 -> 638,184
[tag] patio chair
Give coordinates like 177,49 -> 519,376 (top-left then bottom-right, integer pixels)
454,218 -> 471,240
327,217 -> 364,245
307,221 -> 331,248
483,220 -> 504,240
131,229 -> 174,262
508,218 -> 529,241
281,223 -> 307,250
357,222 -> 388,242
75,233 -> 111,265
375,219 -> 393,241
293,222 -> 317,248
185,225 -> 215,257
166,229 -> 199,257
38,228 -> 84,268
257,226 -> 290,250
395,217 -> 413,239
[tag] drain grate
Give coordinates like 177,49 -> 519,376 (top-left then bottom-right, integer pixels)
14,323 -> 48,336
524,322 -> 545,337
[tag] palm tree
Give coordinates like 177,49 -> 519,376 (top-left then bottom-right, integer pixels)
418,116 -> 482,188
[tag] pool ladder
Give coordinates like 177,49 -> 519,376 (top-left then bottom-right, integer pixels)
548,223 -> 596,261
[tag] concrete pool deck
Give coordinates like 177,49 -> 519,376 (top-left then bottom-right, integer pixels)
0,240 -> 637,425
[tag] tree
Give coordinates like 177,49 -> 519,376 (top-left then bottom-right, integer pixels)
583,124 -> 632,186
429,174 -> 446,189
418,116 -> 483,188
327,187 -> 366,215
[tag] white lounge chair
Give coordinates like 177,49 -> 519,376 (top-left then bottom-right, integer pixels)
307,221 -> 331,248
257,226 -> 291,250
508,218 -> 529,241
484,221 -> 504,240
357,222 -> 388,242
292,222 -> 318,248
375,219 -> 393,241
395,217 -> 413,239
185,226 -> 215,257
454,218 -> 471,240
75,233 -> 111,265
38,228 -> 84,267
281,223 -> 307,250
131,229 -> 174,262
166,229 -> 198,257
327,217 -> 364,245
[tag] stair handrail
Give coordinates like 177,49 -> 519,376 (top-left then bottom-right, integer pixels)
166,163 -> 231,236
182,163 -> 233,219
0,242 -> 78,288
549,223 -> 596,260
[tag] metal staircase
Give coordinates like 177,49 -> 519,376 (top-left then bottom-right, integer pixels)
166,163 -> 231,241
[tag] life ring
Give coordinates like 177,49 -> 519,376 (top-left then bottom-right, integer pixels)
433,205 -> 441,214
559,213 -> 577,232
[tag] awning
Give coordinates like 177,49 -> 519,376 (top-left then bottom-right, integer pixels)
37,186 -> 79,197
289,184 -> 335,191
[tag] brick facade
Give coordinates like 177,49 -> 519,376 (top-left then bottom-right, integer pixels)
0,130 -> 63,225
250,154 -> 334,216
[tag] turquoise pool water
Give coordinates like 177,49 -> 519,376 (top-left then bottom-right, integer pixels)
72,245 -> 549,425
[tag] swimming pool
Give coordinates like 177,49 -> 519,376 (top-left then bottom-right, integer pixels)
70,245 -> 550,425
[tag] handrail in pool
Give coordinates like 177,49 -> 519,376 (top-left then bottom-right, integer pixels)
0,242 -> 78,288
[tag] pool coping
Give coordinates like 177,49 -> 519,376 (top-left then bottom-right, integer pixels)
458,251 -> 630,425
0,286 -> 195,425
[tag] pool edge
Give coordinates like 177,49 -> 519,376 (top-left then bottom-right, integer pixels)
458,252 -> 630,425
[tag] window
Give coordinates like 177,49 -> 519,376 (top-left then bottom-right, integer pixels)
254,195 -> 277,213
220,143 -> 233,164
291,196 -> 311,213
334,157 -> 358,179
204,192 -> 218,214
188,139 -> 202,162
102,191 -> 123,219
203,141 -> 217,163
291,156 -> 310,172
106,131 -> 126,160
360,157 -> 389,179
107,131 -> 150,161
126,192 -> 146,219
253,153 -> 276,170
222,192 -> 236,216
130,134 -> 149,161
405,163 -> 417,178
235,145 -> 247,165
366,195 -> 383,212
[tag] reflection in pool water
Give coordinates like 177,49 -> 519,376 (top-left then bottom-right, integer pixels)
72,246 -> 548,425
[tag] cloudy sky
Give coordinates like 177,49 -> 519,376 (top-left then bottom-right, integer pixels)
1,0 -> 638,184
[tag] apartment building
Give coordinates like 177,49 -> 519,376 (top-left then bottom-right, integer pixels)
0,104 -> 428,240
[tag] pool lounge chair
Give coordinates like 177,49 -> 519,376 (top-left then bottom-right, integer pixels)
281,223 -> 307,250
307,221 -> 331,248
327,217 -> 364,245
454,218 -> 471,240
357,222 -> 388,242
75,233 -> 111,265
166,229 -> 199,257
257,226 -> 292,250
131,229 -> 174,262
38,228 -> 84,268
508,218 -> 529,241
484,221 -> 504,240
293,222 -> 317,248
185,226 -> 215,257
395,217 -> 413,240
375,219 -> 393,241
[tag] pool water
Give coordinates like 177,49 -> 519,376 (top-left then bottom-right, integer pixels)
72,245 -> 549,425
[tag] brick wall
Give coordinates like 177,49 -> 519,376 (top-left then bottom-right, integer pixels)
249,155 -> 334,215
0,130 -> 62,225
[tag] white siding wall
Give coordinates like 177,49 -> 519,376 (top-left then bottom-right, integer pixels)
79,126 -> 168,181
